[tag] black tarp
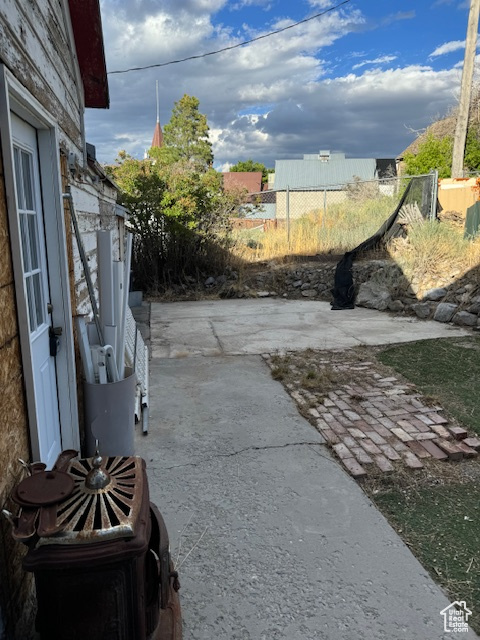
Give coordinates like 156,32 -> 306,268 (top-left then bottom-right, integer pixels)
331,179 -> 415,310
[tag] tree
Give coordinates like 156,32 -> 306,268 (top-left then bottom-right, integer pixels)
105,151 -> 241,291
229,159 -> 273,184
163,94 -> 213,169
403,133 -> 453,179
464,127 -> 480,172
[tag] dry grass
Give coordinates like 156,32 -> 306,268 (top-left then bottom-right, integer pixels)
232,195 -> 396,262
389,220 -> 480,283
232,194 -> 480,288
233,206 -> 480,294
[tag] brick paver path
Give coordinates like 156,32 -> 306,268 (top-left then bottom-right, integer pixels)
264,355 -> 480,479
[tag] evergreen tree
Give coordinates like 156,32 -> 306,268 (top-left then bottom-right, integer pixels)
163,94 -> 213,169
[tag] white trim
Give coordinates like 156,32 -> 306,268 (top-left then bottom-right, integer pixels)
0,65 -> 80,458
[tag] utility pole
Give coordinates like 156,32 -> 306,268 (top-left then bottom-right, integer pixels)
451,0 -> 480,177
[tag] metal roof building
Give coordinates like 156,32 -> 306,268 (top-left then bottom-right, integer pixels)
273,151 -> 378,190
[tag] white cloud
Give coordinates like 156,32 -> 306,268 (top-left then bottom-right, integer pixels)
230,0 -> 273,10
352,55 -> 397,70
308,0 -> 335,7
86,1 -> 464,169
429,39 -> 465,58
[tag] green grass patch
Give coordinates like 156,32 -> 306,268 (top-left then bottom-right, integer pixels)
378,337 -> 480,435
372,479 -> 480,633
372,337 -> 480,633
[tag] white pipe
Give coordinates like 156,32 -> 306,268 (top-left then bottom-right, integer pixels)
118,233 -> 133,380
113,262 -> 124,376
97,231 -> 114,328
103,325 -> 117,365
75,317 -> 95,384
103,345 -> 119,383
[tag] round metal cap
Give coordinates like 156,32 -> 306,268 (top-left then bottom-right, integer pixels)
13,471 -> 75,507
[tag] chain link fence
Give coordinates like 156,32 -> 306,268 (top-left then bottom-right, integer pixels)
246,173 -> 437,221
235,172 -> 439,258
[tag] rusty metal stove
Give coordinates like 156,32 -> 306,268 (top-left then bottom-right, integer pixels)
5,450 -> 181,640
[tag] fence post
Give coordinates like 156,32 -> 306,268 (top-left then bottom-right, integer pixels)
323,188 -> 327,227
286,185 -> 291,249
430,170 -> 439,220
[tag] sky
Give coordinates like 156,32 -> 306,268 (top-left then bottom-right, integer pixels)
85,0 -> 475,170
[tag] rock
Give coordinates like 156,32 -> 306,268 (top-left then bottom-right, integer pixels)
257,291 -> 270,297
467,302 -> 480,314
300,282 -> 312,290
388,300 -> 404,312
423,287 -> 447,301
292,280 -> 303,288
452,311 -> 478,326
433,302 -> 458,323
411,302 -> 432,319
219,286 -> 238,299
216,274 -> 227,285
301,289 -> 317,297
204,276 -> 216,287
356,282 -> 392,311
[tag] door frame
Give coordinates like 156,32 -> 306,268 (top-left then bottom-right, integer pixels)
0,65 -> 79,460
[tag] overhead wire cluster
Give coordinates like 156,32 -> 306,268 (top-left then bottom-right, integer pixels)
108,0 -> 352,75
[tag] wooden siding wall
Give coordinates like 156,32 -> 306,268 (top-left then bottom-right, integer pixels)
0,138 -> 36,640
68,178 -> 120,315
0,0 -> 83,154
0,2 -> 121,636
0,0 -> 122,315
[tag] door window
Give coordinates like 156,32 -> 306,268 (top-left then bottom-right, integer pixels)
13,145 -> 46,333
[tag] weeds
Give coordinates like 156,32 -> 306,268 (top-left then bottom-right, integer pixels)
232,195 -> 396,262
389,220 -> 480,281
271,366 -> 289,381
232,193 -> 480,291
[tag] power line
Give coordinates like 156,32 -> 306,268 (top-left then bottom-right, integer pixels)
108,0 -> 352,75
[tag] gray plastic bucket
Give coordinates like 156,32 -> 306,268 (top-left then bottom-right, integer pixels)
84,367 -> 136,457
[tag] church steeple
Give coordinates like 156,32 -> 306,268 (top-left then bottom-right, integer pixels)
151,80 -> 163,148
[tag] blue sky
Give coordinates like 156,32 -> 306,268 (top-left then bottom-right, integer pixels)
86,0 -> 474,169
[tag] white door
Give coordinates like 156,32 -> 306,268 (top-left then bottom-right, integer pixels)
11,113 -> 62,469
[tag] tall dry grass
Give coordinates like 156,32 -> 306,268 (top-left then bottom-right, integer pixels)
389,220 -> 480,282
232,195 -> 480,285
233,195 -> 397,261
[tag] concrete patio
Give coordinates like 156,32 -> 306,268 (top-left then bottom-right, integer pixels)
135,299 -> 476,639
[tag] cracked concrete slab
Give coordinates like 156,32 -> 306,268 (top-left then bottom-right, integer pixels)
150,298 -> 469,357
138,314 -> 478,639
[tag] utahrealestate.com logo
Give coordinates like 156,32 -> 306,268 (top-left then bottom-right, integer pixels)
440,601 -> 472,633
